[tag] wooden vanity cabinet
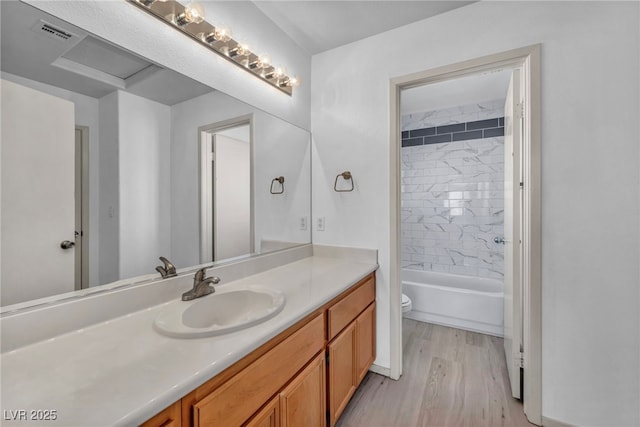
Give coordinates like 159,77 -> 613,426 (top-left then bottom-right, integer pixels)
326,275 -> 376,427
191,313 -> 324,426
142,273 -> 376,427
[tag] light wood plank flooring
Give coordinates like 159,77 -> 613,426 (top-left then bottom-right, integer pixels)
335,319 -> 536,427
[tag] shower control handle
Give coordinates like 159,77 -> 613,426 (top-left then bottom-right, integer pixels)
494,236 -> 505,245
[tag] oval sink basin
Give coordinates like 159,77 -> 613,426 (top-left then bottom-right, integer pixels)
154,286 -> 286,338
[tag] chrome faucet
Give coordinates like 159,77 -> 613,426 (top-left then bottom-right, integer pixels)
156,256 -> 177,279
182,267 -> 220,301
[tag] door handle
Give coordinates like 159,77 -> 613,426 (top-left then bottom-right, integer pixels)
494,236 -> 505,245
60,240 -> 75,250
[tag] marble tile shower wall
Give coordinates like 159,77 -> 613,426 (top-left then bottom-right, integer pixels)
401,100 -> 505,279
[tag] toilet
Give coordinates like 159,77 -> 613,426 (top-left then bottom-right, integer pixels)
402,293 -> 412,313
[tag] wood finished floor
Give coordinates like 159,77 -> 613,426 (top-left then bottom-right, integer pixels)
335,319 -> 536,427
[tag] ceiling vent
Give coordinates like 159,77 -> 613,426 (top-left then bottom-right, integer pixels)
30,20 -> 78,43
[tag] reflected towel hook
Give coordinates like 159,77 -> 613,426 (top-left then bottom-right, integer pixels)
334,171 -> 354,192
270,176 -> 285,194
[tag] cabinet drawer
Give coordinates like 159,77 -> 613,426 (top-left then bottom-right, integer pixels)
328,275 -> 375,340
193,313 -> 325,427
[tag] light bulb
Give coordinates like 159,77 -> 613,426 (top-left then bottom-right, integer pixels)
263,64 -> 286,80
249,54 -> 270,70
214,25 -> 233,43
280,75 -> 301,89
288,76 -> 301,87
273,66 -> 287,79
174,2 -> 205,26
257,54 -> 271,69
237,43 -> 250,56
184,2 -> 205,24
229,42 -> 251,58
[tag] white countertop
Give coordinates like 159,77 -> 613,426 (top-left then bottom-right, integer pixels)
0,255 -> 377,426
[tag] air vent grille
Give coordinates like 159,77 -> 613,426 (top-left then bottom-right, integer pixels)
30,20 -> 77,42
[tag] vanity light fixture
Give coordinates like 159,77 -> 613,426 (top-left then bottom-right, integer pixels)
129,0 -> 299,95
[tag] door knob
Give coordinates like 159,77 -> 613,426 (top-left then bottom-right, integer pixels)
60,240 -> 75,249
494,236 -> 505,245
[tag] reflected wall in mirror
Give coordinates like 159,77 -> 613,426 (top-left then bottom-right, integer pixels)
0,1 -> 311,308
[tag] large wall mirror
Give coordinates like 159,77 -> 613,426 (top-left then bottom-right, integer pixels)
0,1 -> 311,309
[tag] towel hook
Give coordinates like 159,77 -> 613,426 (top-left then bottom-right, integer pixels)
270,176 -> 285,194
334,171 -> 354,192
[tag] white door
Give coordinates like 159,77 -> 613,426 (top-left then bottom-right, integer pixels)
503,69 -> 523,399
1,79 -> 75,306
213,134 -> 251,260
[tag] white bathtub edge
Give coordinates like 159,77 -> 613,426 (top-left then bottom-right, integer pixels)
404,310 -> 504,337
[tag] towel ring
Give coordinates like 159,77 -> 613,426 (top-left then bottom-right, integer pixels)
334,171 -> 354,192
270,176 -> 285,194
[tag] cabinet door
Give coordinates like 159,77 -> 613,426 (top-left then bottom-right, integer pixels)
355,303 -> 376,385
140,401 -> 181,427
327,322 -> 356,427
244,396 -> 279,427
280,352 -> 326,427
193,314 -> 324,426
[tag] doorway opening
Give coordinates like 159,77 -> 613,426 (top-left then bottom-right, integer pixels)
389,45 -> 541,425
199,115 -> 254,263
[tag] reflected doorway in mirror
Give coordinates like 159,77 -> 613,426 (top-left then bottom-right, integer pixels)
199,116 -> 254,263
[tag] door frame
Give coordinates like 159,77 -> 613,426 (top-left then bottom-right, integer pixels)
388,44 -> 541,424
198,114 -> 254,263
75,126 -> 90,290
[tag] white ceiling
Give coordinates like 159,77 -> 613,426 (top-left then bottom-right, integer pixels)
401,68 -> 513,114
1,1 -> 213,105
253,1 -> 475,54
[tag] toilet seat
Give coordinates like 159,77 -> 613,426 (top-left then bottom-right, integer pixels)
402,293 -> 412,313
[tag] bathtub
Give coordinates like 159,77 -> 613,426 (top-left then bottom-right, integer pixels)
402,269 -> 504,337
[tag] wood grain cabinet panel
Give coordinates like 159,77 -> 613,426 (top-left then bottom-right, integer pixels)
193,313 -> 324,427
279,352 -> 326,427
140,401 -> 181,427
327,322 -> 357,427
327,276 -> 375,340
244,396 -> 279,427
355,302 -> 376,386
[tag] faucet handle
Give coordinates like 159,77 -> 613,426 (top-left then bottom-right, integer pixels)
156,256 -> 177,278
194,267 -> 207,280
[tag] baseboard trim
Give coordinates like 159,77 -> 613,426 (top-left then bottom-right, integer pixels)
368,363 -> 391,377
542,416 -> 578,427
403,310 -> 503,337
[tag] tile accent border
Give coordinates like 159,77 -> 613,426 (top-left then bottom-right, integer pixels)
402,117 -> 505,147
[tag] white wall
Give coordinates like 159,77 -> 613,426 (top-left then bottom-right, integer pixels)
1,72 -> 101,287
170,90 -> 311,268
117,91 -> 171,279
23,1 -> 311,131
253,112 -> 311,252
98,92 -> 119,285
311,2 -> 639,426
